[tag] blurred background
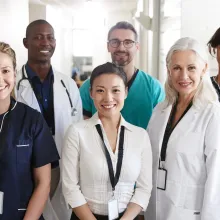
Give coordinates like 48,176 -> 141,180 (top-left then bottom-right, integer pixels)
0,0 -> 219,86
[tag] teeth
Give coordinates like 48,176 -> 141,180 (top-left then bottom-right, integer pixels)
179,82 -> 191,86
40,51 -> 49,53
0,86 -> 6,91
103,105 -> 115,109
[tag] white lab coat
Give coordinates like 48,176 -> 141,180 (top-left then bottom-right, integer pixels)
15,67 -> 83,220
145,100 -> 220,220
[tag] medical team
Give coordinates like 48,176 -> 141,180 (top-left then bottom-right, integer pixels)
0,19 -> 220,220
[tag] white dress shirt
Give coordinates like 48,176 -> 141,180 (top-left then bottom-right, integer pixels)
62,113 -> 152,215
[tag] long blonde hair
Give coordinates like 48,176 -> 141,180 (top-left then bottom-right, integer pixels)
165,37 -> 218,107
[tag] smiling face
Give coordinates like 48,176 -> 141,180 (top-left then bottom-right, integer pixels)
168,50 -> 207,98
23,23 -> 56,64
90,73 -> 127,119
0,52 -> 15,102
107,29 -> 138,67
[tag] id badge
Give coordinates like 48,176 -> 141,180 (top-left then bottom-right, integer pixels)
0,191 -> 3,214
108,199 -> 119,220
157,168 -> 167,190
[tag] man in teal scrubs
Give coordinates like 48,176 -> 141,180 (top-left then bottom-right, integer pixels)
80,21 -> 164,129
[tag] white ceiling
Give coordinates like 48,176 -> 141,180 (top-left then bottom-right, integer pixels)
29,0 -> 138,12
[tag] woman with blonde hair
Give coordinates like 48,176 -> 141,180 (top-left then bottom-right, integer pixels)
145,37 -> 220,220
0,42 -> 59,220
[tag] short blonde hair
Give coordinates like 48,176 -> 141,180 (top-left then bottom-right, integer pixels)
0,42 -> 16,70
165,37 -> 218,107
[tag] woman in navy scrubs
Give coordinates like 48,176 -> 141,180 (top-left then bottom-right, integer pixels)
0,42 -> 60,220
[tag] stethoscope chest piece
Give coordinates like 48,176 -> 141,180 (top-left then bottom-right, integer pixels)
71,108 -> 77,116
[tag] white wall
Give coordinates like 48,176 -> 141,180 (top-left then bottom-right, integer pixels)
181,0 -> 220,76
0,0 -> 29,70
47,5 -> 73,76
29,3 -> 46,22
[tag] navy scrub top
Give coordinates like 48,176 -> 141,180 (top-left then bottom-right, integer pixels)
0,98 -> 60,220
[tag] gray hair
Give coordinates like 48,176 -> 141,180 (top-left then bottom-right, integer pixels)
165,37 -> 218,107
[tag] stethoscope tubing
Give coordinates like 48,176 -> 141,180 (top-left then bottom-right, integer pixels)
17,65 -> 76,114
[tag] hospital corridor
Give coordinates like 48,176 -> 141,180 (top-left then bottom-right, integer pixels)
0,0 -> 220,219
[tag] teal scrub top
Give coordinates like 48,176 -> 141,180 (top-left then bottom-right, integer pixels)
80,70 -> 165,129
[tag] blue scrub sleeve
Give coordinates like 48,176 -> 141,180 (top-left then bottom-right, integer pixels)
32,112 -> 60,168
151,78 -> 165,107
79,79 -> 93,117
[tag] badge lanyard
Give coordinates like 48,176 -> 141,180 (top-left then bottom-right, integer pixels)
158,101 -> 192,190
95,124 -> 125,194
96,124 -> 125,219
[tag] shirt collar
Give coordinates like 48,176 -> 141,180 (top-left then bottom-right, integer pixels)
89,112 -> 134,132
0,97 -> 17,117
25,63 -> 54,81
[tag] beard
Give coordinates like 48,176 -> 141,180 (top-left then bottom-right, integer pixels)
111,51 -> 132,67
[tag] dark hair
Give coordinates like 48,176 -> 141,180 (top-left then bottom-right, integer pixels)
207,27 -> 220,56
90,62 -> 127,88
26,19 -> 53,37
107,21 -> 138,41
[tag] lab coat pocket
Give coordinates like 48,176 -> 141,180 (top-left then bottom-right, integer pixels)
178,207 -> 201,220
184,185 -> 204,211
15,140 -> 32,163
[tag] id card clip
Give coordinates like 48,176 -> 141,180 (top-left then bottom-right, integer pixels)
0,191 -> 3,214
157,167 -> 167,190
108,198 -> 119,220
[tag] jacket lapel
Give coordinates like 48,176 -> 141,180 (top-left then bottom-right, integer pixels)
16,69 -> 41,112
156,104 -> 172,152
167,106 -> 198,153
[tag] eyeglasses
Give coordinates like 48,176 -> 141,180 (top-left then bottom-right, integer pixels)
108,39 -> 136,48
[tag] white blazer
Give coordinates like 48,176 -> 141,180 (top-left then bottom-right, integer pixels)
15,66 -> 83,220
145,100 -> 220,220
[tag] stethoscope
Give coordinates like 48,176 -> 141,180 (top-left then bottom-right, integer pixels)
17,65 -> 77,116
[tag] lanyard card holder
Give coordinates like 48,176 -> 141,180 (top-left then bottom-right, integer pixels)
108,197 -> 119,220
0,191 -> 3,214
157,167 -> 167,190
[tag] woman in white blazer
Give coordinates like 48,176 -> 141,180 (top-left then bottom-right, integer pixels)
62,62 -> 152,220
145,37 -> 220,220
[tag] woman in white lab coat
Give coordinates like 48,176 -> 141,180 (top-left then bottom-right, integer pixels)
62,62 -> 152,220
145,37 -> 220,220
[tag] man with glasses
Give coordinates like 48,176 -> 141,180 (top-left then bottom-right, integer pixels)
80,21 -> 164,129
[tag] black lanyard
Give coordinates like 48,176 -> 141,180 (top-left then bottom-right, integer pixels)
160,101 -> 192,162
95,124 -> 125,192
